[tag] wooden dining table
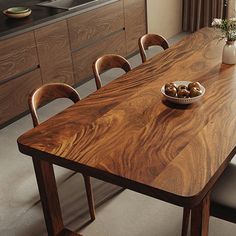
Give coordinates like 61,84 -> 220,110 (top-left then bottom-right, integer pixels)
17,27 -> 236,236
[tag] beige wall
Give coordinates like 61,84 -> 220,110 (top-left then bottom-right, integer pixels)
147,0 -> 183,39
228,0 -> 236,17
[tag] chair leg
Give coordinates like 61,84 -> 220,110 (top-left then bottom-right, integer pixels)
83,174 -> 95,221
182,208 -> 191,236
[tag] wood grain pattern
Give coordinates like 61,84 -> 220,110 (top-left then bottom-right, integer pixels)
0,69 -> 42,125
68,0 -> 124,51
34,21 -> 74,85
124,0 -> 147,54
32,157 -> 64,236
72,30 -> 126,83
28,83 -> 81,127
0,32 -> 38,83
92,54 -> 131,89
32,157 -> 82,236
28,83 -> 96,222
191,193 -> 210,236
139,34 -> 169,63
0,0 -> 147,126
18,28 -> 236,210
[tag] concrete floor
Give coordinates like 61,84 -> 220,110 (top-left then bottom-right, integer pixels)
1,32 -> 236,236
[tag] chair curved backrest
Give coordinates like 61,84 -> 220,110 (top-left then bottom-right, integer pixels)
28,83 -> 80,127
92,54 -> 132,90
139,34 -> 169,63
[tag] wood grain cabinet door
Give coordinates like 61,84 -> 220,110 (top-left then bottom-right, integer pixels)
34,20 -> 75,85
72,30 -> 126,83
68,0 -> 125,51
0,69 -> 42,126
124,0 -> 147,55
0,32 -> 39,84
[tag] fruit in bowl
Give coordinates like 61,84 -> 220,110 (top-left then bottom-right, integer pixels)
177,88 -> 190,98
165,86 -> 177,97
161,81 -> 205,104
165,82 -> 177,90
189,87 -> 203,97
188,82 -> 201,90
177,85 -> 188,92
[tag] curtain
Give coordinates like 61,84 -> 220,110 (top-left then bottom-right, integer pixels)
183,0 -> 227,32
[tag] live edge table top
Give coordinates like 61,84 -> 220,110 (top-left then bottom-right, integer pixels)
17,28 -> 236,208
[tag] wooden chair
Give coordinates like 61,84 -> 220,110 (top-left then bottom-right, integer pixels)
92,54 -> 132,90
138,34 -> 169,63
182,162 -> 236,235
28,83 -> 95,221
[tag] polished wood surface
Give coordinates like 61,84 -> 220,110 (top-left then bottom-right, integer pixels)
0,0 -> 147,126
18,28 -> 236,206
68,0 -> 124,51
28,83 -> 95,222
124,0 -> 147,54
0,69 -> 42,125
0,32 -> 38,83
18,28 -> 236,235
72,30 -> 126,83
139,34 -> 169,62
92,54 -> 131,89
35,21 -> 74,85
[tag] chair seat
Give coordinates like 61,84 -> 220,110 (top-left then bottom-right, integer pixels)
210,161 -> 236,223
182,159 -> 236,235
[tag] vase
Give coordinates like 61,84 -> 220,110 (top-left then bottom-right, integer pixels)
222,40 -> 236,65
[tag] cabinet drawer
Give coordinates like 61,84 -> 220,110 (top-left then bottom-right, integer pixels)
68,0 -> 124,51
124,0 -> 146,54
0,69 -> 42,125
35,20 -> 74,85
0,32 -> 39,83
72,30 -> 126,83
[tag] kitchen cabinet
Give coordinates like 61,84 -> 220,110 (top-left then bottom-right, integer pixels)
72,30 -> 126,82
0,0 -> 147,127
0,32 -> 41,126
34,20 -> 74,85
124,0 -> 147,54
0,69 -> 42,125
68,0 -> 124,51
0,32 -> 38,83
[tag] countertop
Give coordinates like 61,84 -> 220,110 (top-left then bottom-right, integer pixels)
0,0 -> 117,40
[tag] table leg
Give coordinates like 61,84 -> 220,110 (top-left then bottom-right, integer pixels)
182,208 -> 191,236
32,157 -> 81,236
190,193 -> 210,236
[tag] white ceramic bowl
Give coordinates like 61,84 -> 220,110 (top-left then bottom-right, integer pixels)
161,81 -> 205,105
3,8 -> 31,18
6,7 -> 30,14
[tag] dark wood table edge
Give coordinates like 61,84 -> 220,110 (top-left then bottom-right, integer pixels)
17,141 -> 236,209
